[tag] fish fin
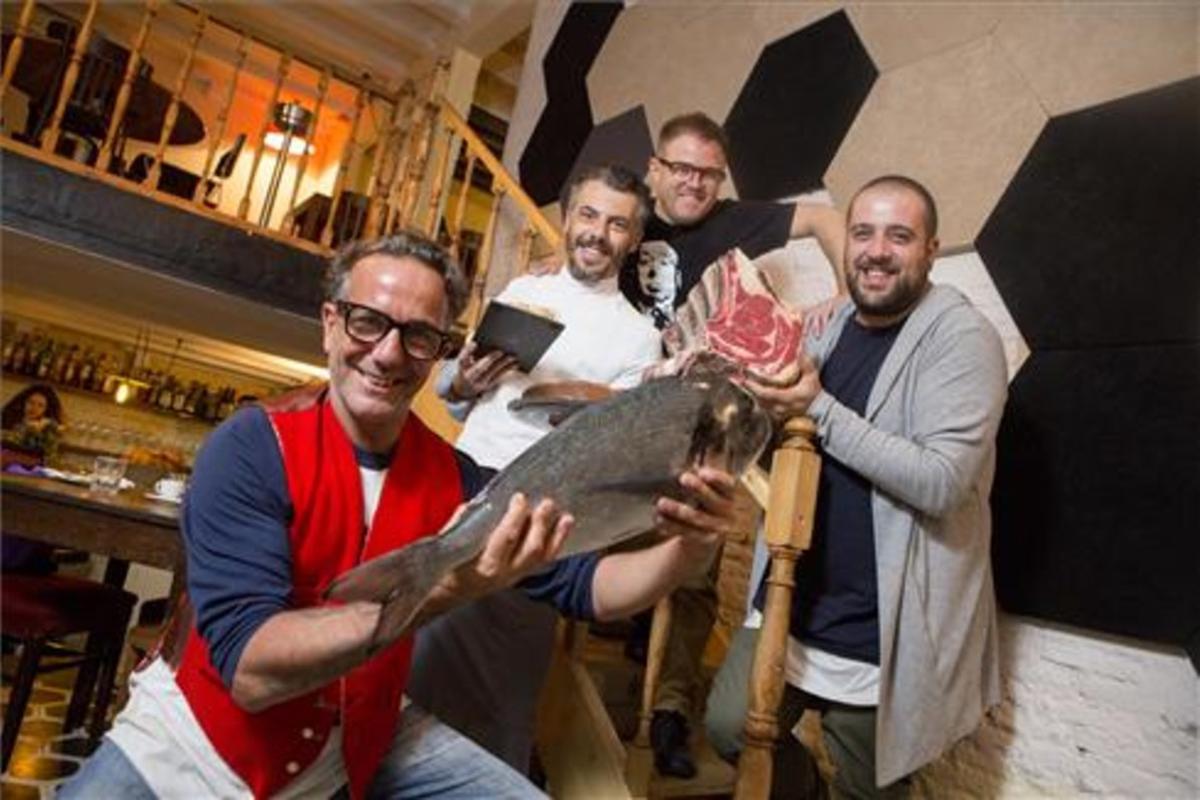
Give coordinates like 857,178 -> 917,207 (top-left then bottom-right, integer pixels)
325,535 -> 445,605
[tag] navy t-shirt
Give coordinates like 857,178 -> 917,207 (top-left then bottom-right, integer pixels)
619,199 -> 794,329
790,317 -> 902,665
183,406 -> 599,687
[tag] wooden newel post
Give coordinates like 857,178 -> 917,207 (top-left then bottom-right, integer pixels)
734,416 -> 820,800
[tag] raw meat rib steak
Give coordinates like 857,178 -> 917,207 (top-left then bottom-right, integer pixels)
668,248 -> 804,385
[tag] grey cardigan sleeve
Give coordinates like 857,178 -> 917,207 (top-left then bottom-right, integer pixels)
807,312 -> 1007,518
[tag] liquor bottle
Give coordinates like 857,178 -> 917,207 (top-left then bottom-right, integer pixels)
77,348 -> 96,389
172,380 -> 188,413
1,337 -> 15,371
91,353 -> 110,393
62,345 -> 81,386
7,333 -> 28,373
157,376 -> 175,410
35,340 -> 55,379
183,381 -> 201,416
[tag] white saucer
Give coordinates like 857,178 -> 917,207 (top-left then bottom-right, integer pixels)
144,492 -> 183,504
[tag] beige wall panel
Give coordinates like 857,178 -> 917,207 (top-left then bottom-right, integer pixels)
586,3 -> 838,155
824,37 -> 1047,249
994,3 -> 1199,115
847,4 -> 1003,72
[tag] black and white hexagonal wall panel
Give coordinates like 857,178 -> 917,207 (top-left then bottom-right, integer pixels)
723,10 -> 876,200
518,1 -> 623,206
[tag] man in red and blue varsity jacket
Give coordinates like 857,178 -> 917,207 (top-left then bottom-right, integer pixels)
62,231 -> 738,800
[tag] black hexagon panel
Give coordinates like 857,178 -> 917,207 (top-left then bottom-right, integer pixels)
724,11 -> 876,200
979,76 -> 1200,661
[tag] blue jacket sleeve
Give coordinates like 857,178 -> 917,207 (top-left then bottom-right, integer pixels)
181,406 -> 293,687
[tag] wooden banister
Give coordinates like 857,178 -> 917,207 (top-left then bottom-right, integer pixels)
321,79 -> 368,247
41,0 -> 100,155
238,50 -> 291,220
1,0 -> 39,124
734,417 -> 820,800
146,10 -> 207,189
193,30 -> 248,204
282,67 -> 330,226
97,0 -> 159,175
437,100 -> 562,251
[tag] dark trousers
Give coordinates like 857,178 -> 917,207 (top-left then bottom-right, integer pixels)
705,625 -> 909,799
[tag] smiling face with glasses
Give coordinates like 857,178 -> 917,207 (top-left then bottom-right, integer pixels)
322,253 -> 453,451
647,132 -> 729,226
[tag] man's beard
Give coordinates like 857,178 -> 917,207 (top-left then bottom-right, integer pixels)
566,234 -> 620,284
845,257 -> 929,320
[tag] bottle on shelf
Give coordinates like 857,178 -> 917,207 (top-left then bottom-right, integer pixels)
77,348 -> 96,389
34,340 -> 55,380
8,333 -> 29,373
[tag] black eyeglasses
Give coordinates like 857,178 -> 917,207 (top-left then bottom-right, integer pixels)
335,301 -> 453,360
653,156 -> 727,186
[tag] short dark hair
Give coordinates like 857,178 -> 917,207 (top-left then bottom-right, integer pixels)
561,163 -> 653,231
850,175 -> 939,239
657,112 -> 730,160
325,230 -> 469,322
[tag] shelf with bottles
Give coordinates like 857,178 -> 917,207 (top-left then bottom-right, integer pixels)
2,326 -> 271,426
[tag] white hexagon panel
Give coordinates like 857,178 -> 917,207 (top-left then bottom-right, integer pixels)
930,250 -> 1029,381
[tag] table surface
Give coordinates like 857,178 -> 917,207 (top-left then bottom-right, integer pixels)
2,472 -> 182,574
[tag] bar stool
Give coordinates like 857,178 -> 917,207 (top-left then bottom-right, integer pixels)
1,574 -> 137,770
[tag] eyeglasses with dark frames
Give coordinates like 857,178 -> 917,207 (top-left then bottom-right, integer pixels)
653,156 -> 727,186
335,300 -> 453,361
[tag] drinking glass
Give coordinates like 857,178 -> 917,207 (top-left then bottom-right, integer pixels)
89,456 -> 128,494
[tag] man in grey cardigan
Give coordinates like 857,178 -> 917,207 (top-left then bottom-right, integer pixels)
705,175 -> 1007,797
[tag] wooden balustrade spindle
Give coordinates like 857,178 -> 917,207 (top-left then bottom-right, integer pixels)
362,91 -> 405,237
449,153 -> 477,256
377,83 -> 418,235
469,184 -> 505,326
734,417 -> 820,800
238,50 -> 292,220
320,79 -> 368,247
0,0 -> 38,124
282,67 -> 330,227
192,30 -> 248,203
517,224 -> 536,275
97,0 -> 159,174
41,0 -> 100,155
423,125 -> 456,237
146,11 -> 207,189
394,101 -> 438,231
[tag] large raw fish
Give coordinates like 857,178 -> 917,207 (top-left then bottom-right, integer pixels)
326,372 -> 773,648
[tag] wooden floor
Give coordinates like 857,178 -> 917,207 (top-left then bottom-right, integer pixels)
0,655 -> 96,800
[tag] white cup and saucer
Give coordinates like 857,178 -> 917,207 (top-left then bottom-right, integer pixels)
147,474 -> 187,504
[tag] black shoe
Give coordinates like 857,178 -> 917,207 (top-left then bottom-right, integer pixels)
650,710 -> 697,779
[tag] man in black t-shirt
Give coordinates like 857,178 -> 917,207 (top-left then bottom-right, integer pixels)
619,112 -> 846,330
623,112 -> 847,779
